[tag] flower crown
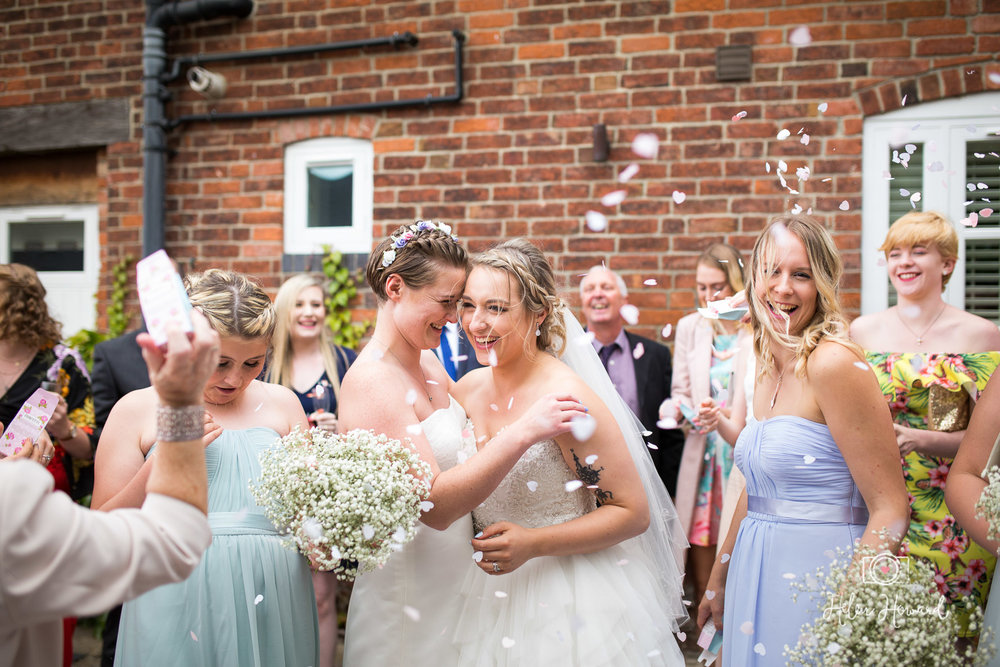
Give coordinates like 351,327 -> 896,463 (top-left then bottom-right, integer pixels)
381,221 -> 459,268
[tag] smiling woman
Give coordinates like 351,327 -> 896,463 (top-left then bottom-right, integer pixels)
92,269 -> 321,667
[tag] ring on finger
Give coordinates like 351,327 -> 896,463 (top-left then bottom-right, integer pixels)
41,455 -> 52,463
492,561 -> 501,573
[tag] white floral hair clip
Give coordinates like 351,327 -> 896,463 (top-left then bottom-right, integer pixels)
382,220 -> 459,268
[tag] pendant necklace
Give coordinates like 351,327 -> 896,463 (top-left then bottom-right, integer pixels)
770,366 -> 787,410
374,339 -> 432,403
895,303 -> 946,347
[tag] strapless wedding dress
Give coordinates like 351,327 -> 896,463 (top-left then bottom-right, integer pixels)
453,439 -> 685,666
343,397 -> 477,666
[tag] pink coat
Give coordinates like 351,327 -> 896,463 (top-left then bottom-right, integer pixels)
670,312 -> 749,538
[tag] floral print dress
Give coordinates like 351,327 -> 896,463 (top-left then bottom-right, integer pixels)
867,351 -> 1000,636
689,332 -> 738,547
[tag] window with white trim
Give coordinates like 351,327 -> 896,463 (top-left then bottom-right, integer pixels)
862,92 -> 1000,323
284,137 -> 374,255
0,204 -> 99,335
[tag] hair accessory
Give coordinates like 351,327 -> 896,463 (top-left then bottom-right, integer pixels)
381,220 -> 459,269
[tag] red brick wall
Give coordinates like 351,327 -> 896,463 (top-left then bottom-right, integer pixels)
2,0 -> 999,337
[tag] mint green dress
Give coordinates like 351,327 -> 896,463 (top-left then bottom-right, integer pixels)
115,428 -> 319,667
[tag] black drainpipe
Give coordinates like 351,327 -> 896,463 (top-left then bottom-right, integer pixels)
142,0 -> 254,256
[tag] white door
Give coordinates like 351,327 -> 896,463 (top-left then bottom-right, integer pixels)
0,205 -> 99,336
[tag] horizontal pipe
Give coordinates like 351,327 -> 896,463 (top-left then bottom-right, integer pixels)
167,30 -> 464,129
163,31 -> 418,83
149,0 -> 253,29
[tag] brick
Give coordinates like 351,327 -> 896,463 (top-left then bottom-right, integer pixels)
886,0 -> 946,18
621,35 -> 671,53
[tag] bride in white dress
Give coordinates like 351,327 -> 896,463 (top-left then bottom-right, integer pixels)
338,223 -> 588,666
452,239 -> 688,665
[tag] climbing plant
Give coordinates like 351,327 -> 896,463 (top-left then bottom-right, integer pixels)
66,254 -> 134,368
321,246 -> 371,348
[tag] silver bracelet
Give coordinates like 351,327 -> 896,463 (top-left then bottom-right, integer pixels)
156,405 -> 204,442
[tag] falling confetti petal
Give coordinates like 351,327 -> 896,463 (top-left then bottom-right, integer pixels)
740,621 -> 754,635
776,128 -> 791,141
570,414 -> 597,441
302,517 -> 323,540
818,102 -> 828,112
705,590 -> 716,600
791,204 -> 803,215
620,304 -> 640,325
962,212 -> 979,227
788,25 -> 811,46
574,331 -> 597,346
565,480 -> 585,492
406,424 -> 422,436
190,631 -> 199,642
632,342 -> 645,360
901,94 -> 908,107
473,551 -> 484,562
254,402 -> 264,412
488,349 -> 498,367
905,144 -> 917,154
800,133 -> 810,145
909,192 -> 921,206
585,210 -> 608,232
982,208 -> 994,217
783,572 -> 797,579
765,162 -> 771,173
254,594 -> 264,605
643,278 -> 657,286
839,200 -> 850,211
854,361 -> 869,370
502,637 -> 516,649
495,591 -> 508,598
618,163 -> 640,183
526,480 -> 539,492
721,553 -> 731,563
732,110 -> 747,122
405,389 -> 418,405
803,455 -> 816,464
362,524 -> 375,540
656,417 -> 677,429
507,396 -> 514,410
754,643 -> 767,656
392,527 -> 408,542
420,500 -> 434,512
661,323 -> 672,338
990,72 -> 1000,85
631,133 -> 659,159
489,403 -> 499,412
403,605 -> 421,621
585,454 -> 598,465
672,190 -> 686,205
777,160 -> 788,172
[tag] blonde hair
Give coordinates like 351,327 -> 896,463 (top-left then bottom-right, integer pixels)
267,274 -> 344,404
697,242 -> 746,295
879,210 -> 959,290
745,215 -> 862,380
365,221 -> 467,303
472,238 -> 567,356
183,269 -> 275,341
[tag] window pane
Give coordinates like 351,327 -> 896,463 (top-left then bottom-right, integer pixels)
8,220 -> 84,271
965,238 -> 1000,324
307,164 -> 353,229
886,143 -> 924,307
966,139 -> 1000,228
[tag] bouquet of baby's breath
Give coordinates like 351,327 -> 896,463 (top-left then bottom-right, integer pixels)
785,541 -> 984,666
976,466 -> 1000,543
251,427 -> 432,580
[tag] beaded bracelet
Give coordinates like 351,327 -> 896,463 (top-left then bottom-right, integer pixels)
156,405 -> 204,442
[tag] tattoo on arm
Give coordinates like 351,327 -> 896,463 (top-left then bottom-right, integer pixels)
571,448 -> 614,507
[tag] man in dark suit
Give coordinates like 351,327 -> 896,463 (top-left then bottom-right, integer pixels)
435,321 -> 482,380
89,327 -> 151,667
580,267 -> 684,497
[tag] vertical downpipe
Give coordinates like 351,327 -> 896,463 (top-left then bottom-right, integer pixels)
142,25 -> 167,256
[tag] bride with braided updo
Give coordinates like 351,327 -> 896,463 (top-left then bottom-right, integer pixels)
340,224 -> 587,666
450,239 -> 687,665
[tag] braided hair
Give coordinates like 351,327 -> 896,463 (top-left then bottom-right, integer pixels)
183,269 -> 275,341
365,221 -> 468,302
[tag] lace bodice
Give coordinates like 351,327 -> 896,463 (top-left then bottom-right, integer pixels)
472,439 -> 597,534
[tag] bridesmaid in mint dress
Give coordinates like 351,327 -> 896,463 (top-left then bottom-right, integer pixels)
94,270 -> 318,667
697,215 -> 909,665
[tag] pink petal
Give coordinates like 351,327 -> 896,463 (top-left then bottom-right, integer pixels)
732,110 -> 748,122
788,25 -> 812,46
961,212 -> 979,227
981,208 -> 994,217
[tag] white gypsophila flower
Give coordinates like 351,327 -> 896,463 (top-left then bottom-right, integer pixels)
783,534 -> 987,666
976,466 -> 1000,543
250,426 -> 432,581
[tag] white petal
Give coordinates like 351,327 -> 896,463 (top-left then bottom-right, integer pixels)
672,190 -> 686,205
788,25 -> 811,46
776,128 -> 791,140
619,304 -> 640,325
569,414 -> 597,441
601,190 -> 627,207
631,133 -> 659,159
403,605 -> 421,622
618,163 -> 640,183
585,210 -> 608,232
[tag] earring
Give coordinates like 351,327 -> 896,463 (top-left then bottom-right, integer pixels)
535,326 -> 542,337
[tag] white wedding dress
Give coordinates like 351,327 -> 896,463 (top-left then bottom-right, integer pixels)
343,396 -> 477,666
453,438 -> 686,666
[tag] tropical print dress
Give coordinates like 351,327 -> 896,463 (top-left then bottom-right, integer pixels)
689,332 -> 738,547
867,351 -> 1000,636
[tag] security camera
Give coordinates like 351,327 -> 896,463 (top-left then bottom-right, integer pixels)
187,66 -> 227,100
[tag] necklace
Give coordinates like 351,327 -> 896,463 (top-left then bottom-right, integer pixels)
770,366 -> 787,410
373,339 -> 432,403
895,303 -> 947,346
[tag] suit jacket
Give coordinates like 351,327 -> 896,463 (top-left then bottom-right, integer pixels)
90,329 -> 150,450
623,330 -> 685,497
671,312 -> 750,536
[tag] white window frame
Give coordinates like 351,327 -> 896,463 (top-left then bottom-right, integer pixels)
0,204 -> 99,334
861,91 -> 1000,315
284,137 -> 374,255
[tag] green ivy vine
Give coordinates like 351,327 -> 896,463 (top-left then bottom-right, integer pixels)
321,246 -> 371,348
66,254 -> 134,368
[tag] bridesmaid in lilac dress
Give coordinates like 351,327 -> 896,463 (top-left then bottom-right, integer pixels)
697,215 -> 909,665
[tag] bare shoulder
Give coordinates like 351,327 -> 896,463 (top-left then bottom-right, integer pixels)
807,339 -> 866,383
848,311 -> 888,347
255,380 -> 300,410
107,386 -> 158,423
953,310 -> 1000,351
453,366 -> 490,405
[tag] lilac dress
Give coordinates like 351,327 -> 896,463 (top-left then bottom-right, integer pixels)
723,416 -> 867,665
